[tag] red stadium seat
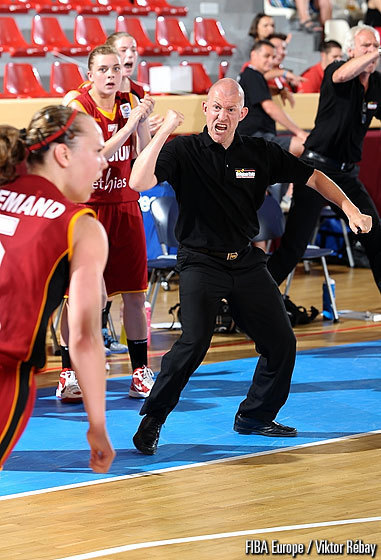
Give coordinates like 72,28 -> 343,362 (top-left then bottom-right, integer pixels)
137,60 -> 162,86
71,0 -> 112,14
145,0 -> 187,15
179,61 -> 212,94
218,59 -> 229,79
31,15 -> 91,56
27,0 -> 71,14
193,17 -> 236,56
155,16 -> 209,56
0,16 -> 46,56
50,61 -> 86,95
100,0 -> 149,15
0,0 -> 30,13
3,63 -> 51,97
74,15 -> 107,49
115,16 -> 171,55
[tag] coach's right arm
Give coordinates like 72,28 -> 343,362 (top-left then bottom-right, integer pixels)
129,109 -> 184,192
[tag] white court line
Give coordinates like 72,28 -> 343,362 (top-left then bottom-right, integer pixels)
1,429 -> 381,502
53,516 -> 381,560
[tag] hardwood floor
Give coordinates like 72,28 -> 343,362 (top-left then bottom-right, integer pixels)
6,261 -> 381,560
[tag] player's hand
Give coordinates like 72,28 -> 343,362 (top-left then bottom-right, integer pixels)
87,426 -> 116,473
148,113 -> 165,136
138,94 -> 155,122
161,109 -> 184,134
348,212 -> 372,235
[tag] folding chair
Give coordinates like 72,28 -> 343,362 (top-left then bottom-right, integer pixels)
179,61 -> 212,94
193,17 -> 236,56
74,15 -> 108,49
146,196 -> 179,319
115,16 -> 170,55
31,15 -> 91,56
0,17 -> 46,56
3,62 -> 50,97
156,16 -> 210,56
50,61 -> 85,96
145,0 -> 187,15
253,195 -> 339,322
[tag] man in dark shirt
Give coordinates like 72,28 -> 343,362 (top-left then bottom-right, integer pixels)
129,78 -> 371,455
268,25 -> 381,291
237,40 -> 308,156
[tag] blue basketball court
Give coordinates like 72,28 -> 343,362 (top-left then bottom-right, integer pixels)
1,340 -> 381,497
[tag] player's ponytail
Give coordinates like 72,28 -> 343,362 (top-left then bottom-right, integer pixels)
0,126 -> 26,186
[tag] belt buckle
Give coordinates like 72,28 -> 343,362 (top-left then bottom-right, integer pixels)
227,252 -> 238,260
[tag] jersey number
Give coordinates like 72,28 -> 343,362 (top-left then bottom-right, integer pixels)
0,214 -> 20,267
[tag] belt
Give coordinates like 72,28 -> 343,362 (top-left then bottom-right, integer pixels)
303,150 -> 354,172
186,246 -> 249,260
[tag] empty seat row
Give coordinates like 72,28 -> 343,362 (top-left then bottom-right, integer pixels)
0,0 -> 187,15
0,60 -> 230,97
0,15 -> 235,57
0,61 -> 85,97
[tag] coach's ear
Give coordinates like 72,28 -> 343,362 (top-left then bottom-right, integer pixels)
239,106 -> 248,121
202,100 -> 208,115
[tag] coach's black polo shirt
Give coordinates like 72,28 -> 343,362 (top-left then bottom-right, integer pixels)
155,128 -> 313,252
305,60 -> 381,163
237,67 -> 276,136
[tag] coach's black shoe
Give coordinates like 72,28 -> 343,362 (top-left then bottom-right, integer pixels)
234,413 -> 297,437
133,415 -> 163,455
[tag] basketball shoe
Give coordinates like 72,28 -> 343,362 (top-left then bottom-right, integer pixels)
56,369 -> 82,403
129,366 -> 154,398
102,328 -> 128,354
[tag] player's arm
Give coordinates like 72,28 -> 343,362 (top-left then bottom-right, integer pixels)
67,213 -> 115,473
69,96 -> 153,160
129,109 -> 184,192
133,94 -> 153,156
307,169 -> 372,234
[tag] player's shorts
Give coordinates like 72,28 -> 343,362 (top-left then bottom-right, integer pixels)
91,201 -> 148,297
0,358 -> 36,468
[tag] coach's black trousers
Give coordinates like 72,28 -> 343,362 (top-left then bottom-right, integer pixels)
140,245 -> 296,423
267,158 -> 381,292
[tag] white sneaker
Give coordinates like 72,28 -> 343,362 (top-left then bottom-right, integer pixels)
129,366 -> 154,398
56,369 -> 83,403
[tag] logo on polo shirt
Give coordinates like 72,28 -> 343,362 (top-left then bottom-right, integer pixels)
235,168 -> 256,179
367,101 -> 378,110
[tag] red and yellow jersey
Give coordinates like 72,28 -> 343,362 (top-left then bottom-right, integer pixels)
72,90 -> 138,204
0,174 -> 95,367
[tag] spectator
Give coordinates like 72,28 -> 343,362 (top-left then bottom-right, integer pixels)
364,0 -> 381,27
296,0 -> 332,33
267,33 -> 306,102
248,13 -> 276,41
297,40 -> 343,93
237,40 -> 308,156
